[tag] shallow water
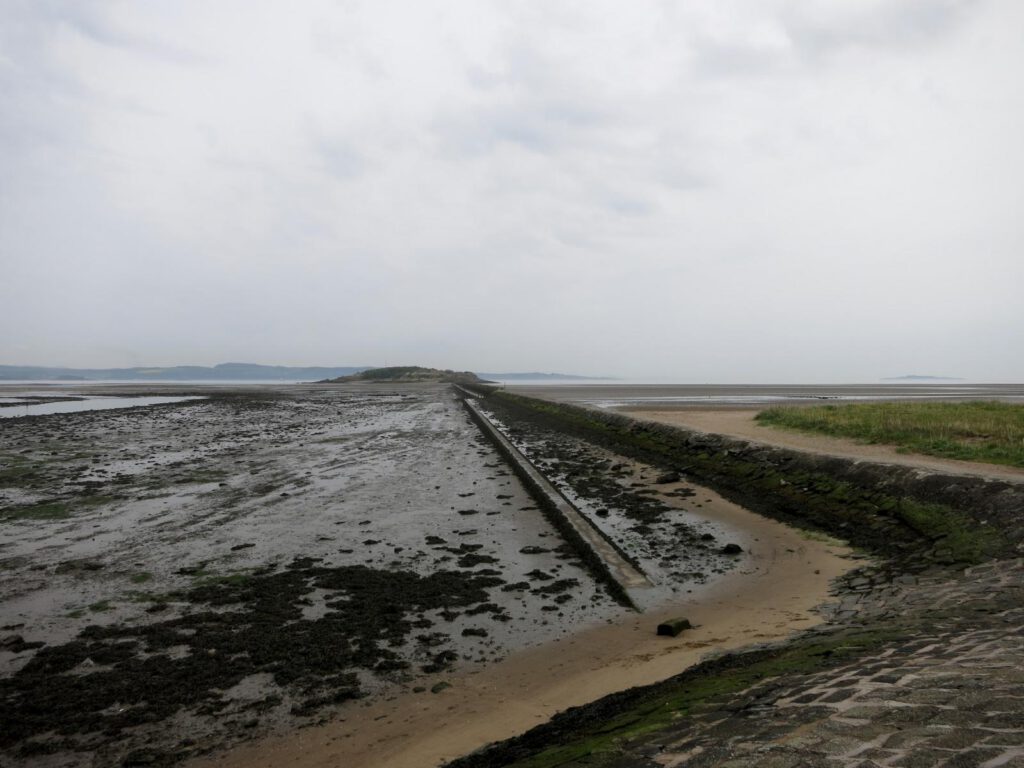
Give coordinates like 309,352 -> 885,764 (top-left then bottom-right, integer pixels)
0,395 -> 205,418
508,383 -> 1024,409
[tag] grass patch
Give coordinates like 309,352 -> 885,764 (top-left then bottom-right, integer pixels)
1,501 -> 70,521
82,494 -> 118,507
0,462 -> 36,486
176,468 -> 229,485
2,496 -> 113,522
129,572 -> 153,585
88,600 -> 113,613
188,571 -> 252,589
756,401 -> 1024,468
896,499 -> 999,564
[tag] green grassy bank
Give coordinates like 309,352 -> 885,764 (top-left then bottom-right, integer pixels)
756,401 -> 1024,468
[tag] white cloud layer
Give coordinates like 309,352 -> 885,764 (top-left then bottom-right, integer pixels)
2,0 -> 1022,381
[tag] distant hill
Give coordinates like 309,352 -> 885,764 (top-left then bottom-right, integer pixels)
883,375 -> 964,382
0,363 -> 370,382
319,366 -> 484,384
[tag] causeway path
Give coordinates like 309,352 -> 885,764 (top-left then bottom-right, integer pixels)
623,408 -> 1024,485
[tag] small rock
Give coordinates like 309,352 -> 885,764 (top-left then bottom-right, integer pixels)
519,546 -> 550,555
430,681 -> 451,694
655,472 -> 680,484
721,543 -> 743,555
656,618 -> 692,637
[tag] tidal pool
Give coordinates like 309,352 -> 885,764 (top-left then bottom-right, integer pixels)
0,395 -> 205,418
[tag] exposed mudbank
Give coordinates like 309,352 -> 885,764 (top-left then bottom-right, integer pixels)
0,384 -> 630,764
3,559 -> 510,762
0,383 -> 750,766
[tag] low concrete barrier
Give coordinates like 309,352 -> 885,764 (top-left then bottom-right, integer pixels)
454,386 -> 649,609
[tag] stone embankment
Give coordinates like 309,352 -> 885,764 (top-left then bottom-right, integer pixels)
446,386 -> 1024,768
639,560 -> 1024,768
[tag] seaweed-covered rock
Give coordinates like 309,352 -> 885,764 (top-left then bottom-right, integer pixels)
656,618 -> 692,637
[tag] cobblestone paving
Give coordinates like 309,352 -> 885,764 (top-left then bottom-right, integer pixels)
622,560 -> 1024,768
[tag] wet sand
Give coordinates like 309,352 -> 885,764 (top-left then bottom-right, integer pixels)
624,409 -> 1024,484
195,472 -> 854,768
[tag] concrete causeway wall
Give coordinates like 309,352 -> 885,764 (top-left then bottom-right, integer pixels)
455,386 -> 650,608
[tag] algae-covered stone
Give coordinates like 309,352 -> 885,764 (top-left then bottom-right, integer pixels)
657,618 -> 692,637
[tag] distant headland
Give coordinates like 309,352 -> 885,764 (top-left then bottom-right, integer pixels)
882,375 -> 964,382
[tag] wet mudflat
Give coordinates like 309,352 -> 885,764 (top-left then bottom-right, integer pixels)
0,383 -> 635,766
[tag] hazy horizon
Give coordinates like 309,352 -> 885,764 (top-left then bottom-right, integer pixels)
3,2 -> 1022,382
0,360 -> 1009,385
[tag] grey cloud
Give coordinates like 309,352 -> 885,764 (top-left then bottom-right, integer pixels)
315,137 -> 368,180
781,0 -> 982,58
690,39 -> 791,79
435,99 -> 609,156
1,0 -> 1021,381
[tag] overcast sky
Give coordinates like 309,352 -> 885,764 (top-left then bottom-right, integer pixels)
2,1 -> 1022,382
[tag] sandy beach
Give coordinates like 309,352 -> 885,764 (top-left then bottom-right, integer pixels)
195,464 -> 854,768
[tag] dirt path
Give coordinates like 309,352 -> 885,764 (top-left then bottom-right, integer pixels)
625,408 -> 1024,485
193,474 -> 854,768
